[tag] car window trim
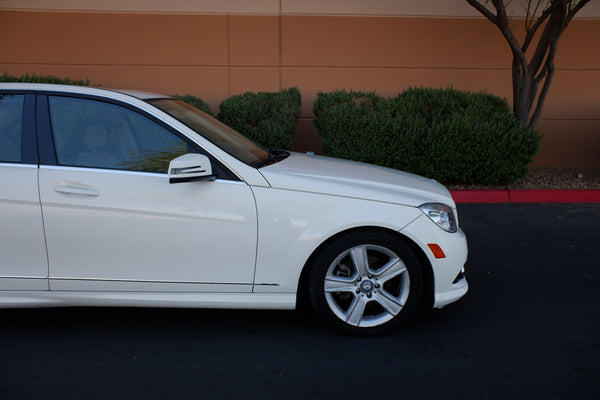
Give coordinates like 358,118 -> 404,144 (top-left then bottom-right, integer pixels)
36,94 -> 57,166
22,94 -> 38,165
38,164 -> 248,185
0,91 -> 37,165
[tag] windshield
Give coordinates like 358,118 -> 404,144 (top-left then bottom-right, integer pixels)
148,99 -> 268,167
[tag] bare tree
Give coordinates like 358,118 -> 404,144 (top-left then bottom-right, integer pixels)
466,0 -> 591,129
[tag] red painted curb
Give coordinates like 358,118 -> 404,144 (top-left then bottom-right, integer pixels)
450,190 -> 600,204
450,190 -> 510,203
509,190 -> 600,203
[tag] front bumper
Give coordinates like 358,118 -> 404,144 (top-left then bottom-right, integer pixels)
401,214 -> 469,308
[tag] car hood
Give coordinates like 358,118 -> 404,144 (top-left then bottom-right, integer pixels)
257,152 -> 455,207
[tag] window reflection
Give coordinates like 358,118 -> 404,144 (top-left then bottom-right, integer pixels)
0,94 -> 24,163
49,96 -> 191,173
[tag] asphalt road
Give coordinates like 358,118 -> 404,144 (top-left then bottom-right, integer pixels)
1,203 -> 599,400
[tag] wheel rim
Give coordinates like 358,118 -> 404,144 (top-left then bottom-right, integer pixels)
323,244 -> 410,328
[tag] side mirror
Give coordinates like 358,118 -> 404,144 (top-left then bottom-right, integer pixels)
168,153 -> 216,184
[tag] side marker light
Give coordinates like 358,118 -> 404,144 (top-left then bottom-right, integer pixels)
427,243 -> 446,259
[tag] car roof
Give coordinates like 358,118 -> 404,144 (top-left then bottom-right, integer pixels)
111,89 -> 170,100
0,82 -> 169,100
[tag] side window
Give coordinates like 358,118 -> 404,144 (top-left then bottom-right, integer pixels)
48,96 -> 192,173
0,94 -> 24,163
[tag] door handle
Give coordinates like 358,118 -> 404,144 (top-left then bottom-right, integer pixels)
54,185 -> 100,197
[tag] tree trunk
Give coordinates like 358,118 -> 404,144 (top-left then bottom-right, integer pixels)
466,0 -> 591,130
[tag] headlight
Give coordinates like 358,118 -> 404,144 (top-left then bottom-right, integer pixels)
419,203 -> 457,233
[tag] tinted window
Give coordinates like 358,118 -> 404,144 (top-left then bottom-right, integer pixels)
149,99 -> 268,167
49,96 -> 192,173
0,94 -> 24,163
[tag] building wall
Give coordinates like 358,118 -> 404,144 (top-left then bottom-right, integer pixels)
1,0 -> 599,166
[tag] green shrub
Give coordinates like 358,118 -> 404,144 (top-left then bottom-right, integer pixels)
218,87 -> 301,150
172,94 -> 213,116
1,72 -> 90,86
313,87 -> 541,185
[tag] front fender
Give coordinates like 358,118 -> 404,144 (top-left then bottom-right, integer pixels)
251,187 -> 422,293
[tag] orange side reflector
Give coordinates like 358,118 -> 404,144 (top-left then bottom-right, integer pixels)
427,243 -> 446,259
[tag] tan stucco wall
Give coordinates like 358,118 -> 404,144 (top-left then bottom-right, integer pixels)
1,1 -> 598,166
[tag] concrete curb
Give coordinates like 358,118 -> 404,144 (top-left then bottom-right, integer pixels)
450,189 -> 600,204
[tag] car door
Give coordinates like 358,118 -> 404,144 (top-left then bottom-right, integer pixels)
37,94 -> 257,293
0,92 -> 49,290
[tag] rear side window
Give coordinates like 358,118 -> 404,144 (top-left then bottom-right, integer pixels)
0,94 -> 24,163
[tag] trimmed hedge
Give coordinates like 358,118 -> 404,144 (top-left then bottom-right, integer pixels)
2,72 -> 541,185
172,94 -> 213,116
218,87 -> 301,150
0,72 -> 90,86
313,88 -> 541,185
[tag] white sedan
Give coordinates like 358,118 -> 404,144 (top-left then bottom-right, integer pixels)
0,83 -> 468,334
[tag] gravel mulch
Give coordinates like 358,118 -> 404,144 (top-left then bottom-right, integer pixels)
448,167 -> 600,190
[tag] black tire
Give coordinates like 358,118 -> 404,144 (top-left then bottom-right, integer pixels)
307,230 -> 422,335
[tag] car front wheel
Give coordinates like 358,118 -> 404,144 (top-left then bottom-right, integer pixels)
308,231 -> 423,334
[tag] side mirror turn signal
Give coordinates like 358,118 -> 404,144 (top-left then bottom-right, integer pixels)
168,153 -> 216,184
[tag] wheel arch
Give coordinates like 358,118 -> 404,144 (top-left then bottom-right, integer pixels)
296,226 -> 434,311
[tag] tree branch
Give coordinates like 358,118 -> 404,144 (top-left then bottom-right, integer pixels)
528,1 -> 566,77
529,53 -> 556,129
467,0 -> 529,78
523,7 -> 552,53
492,1 -> 530,78
526,0 -> 544,32
566,0 -> 591,25
466,0 -> 498,23
534,65 -> 549,85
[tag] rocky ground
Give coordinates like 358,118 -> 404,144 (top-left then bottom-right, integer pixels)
449,167 -> 600,190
